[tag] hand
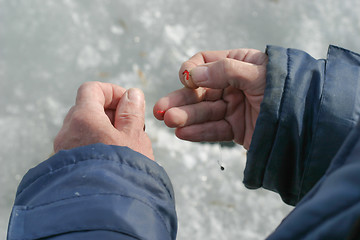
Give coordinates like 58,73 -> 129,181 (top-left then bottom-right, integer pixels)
54,82 -> 154,160
153,49 -> 268,149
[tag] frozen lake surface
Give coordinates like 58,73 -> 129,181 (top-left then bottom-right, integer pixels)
1,0 -> 360,239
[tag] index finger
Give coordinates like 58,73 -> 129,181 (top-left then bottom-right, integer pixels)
179,50 -> 231,86
76,81 -> 127,110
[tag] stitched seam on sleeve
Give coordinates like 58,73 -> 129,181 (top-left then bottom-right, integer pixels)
262,48 -> 291,187
280,48 -> 292,121
331,45 -> 360,58
17,193 -> 171,239
17,158 -> 172,198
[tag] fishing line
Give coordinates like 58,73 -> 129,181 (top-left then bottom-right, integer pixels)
218,142 -> 225,171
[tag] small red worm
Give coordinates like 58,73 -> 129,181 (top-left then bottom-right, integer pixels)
182,70 -> 190,80
157,110 -> 165,117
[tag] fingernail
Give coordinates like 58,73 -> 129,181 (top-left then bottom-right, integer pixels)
191,66 -> 209,83
127,88 -> 144,106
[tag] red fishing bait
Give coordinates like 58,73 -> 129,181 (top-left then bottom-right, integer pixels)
182,70 -> 190,80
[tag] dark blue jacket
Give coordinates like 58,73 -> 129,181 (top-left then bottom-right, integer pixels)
7,144 -> 177,239
245,45 -> 360,239
7,45 -> 360,239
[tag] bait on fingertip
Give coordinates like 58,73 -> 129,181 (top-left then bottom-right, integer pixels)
157,110 -> 165,117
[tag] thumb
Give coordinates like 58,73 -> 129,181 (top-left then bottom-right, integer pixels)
114,88 -> 145,133
187,59 -> 264,91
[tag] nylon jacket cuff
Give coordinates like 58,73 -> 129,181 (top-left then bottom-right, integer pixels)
8,143 -> 177,240
244,45 -> 360,205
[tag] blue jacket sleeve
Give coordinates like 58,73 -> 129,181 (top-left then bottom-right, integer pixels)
267,119 -> 360,239
244,45 -> 360,205
7,144 -> 177,240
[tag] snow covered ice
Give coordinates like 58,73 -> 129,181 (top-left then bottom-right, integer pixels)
1,0 -> 360,239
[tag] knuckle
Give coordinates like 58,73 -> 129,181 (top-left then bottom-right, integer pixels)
77,82 -> 91,92
77,81 -> 101,95
116,112 -> 144,129
194,51 -> 205,59
221,58 -> 237,78
221,59 -> 241,88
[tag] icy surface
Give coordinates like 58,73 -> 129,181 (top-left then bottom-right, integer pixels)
1,0 -> 360,239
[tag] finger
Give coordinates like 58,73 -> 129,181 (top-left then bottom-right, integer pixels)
179,50 -> 231,88
175,120 -> 234,142
179,49 -> 264,75
115,88 -> 145,133
164,100 -> 226,128
153,87 -> 222,120
188,59 -> 266,91
179,49 -> 267,90
76,81 -> 126,110
180,50 -> 232,72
